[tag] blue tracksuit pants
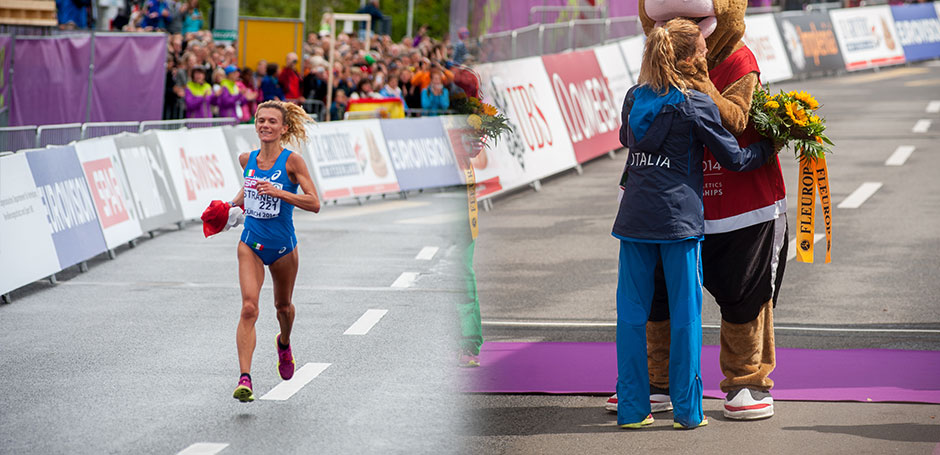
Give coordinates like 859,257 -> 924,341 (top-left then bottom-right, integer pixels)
616,238 -> 704,427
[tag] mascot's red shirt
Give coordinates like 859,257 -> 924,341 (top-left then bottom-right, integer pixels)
702,46 -> 787,234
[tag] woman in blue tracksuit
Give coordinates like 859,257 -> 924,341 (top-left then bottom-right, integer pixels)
613,18 -> 777,429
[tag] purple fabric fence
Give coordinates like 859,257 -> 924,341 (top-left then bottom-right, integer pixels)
1,35 -> 10,119
9,33 -> 166,126
89,34 -> 165,123
11,35 -> 91,126
471,1 -> 640,35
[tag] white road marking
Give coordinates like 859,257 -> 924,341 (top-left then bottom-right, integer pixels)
390,272 -> 419,288
912,119 -> 931,133
481,320 -> 940,334
787,233 -> 826,261
344,309 -> 388,335
415,246 -> 439,260
927,100 -> 940,114
259,363 -> 331,401
177,443 -> 229,455
885,145 -> 915,166
838,182 -> 882,209
60,280 -> 463,293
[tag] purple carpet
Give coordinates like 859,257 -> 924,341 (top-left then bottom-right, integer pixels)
461,342 -> 940,404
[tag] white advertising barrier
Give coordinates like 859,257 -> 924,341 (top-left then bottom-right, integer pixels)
542,49 -> 625,164
0,153 -> 61,295
301,119 -> 401,200
113,132 -> 184,233
618,35 -> 645,85
155,127 -> 243,219
594,42 -> 634,112
222,125 -> 261,174
830,6 -> 906,71
474,57 -> 578,196
744,14 -> 795,84
74,137 -> 144,249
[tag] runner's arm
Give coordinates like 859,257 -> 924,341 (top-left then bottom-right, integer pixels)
262,153 -> 320,213
229,153 -> 249,206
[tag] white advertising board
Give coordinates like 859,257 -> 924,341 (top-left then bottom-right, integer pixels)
744,14 -> 795,84
830,6 -> 906,71
301,119 -> 401,200
74,137 -> 144,249
155,127 -> 243,219
0,153 -> 61,295
474,57 -> 578,194
618,35 -> 646,85
594,42 -> 634,111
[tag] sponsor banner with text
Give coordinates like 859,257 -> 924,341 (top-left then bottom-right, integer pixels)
75,137 -> 144,249
474,57 -> 577,192
830,6 -> 906,71
744,14 -> 795,84
301,119 -> 400,200
155,128 -> 242,219
113,133 -> 184,233
618,35 -> 645,85
380,117 -> 462,191
593,43 -> 634,118
25,145 -> 108,269
776,12 -> 846,76
0,153 -> 61,295
221,125 -> 261,177
890,3 -> 940,62
542,49 -> 623,163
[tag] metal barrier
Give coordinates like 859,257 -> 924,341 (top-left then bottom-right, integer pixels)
36,123 -> 82,148
405,109 -> 456,118
475,16 -> 641,62
184,117 -> 238,129
529,5 -> 606,25
303,99 -> 326,122
81,121 -> 140,140
0,125 -> 38,153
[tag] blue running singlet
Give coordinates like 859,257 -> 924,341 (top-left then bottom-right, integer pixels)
241,149 -> 299,265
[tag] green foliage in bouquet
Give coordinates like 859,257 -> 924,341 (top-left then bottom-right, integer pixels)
451,92 -> 513,149
750,85 -> 834,160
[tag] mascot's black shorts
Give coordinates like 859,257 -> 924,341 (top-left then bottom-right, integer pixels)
649,215 -> 788,324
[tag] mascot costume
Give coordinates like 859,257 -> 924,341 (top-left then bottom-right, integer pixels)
607,0 -> 788,420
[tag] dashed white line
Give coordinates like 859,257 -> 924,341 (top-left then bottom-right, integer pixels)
390,272 -> 419,288
927,101 -> 940,114
344,309 -> 389,335
885,145 -> 915,166
787,233 -> 826,261
415,246 -> 439,260
177,443 -> 229,455
259,363 -> 331,401
912,119 -> 931,133
838,182 -> 883,209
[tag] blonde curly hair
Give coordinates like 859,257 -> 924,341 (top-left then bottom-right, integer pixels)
255,100 -> 314,146
638,18 -> 701,95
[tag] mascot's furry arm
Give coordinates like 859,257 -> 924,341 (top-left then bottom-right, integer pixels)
678,46 -> 758,136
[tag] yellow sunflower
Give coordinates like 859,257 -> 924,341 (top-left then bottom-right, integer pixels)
785,102 -> 808,127
482,103 -> 498,116
467,114 -> 483,130
793,91 -> 820,110
764,100 -> 780,110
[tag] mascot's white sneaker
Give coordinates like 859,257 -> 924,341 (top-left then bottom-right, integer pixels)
724,388 -> 774,420
605,387 -> 674,413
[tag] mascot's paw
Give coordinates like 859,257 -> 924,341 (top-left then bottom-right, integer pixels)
723,388 -> 774,420
678,56 -> 714,94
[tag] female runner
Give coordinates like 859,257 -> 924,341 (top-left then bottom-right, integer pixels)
230,100 -> 320,402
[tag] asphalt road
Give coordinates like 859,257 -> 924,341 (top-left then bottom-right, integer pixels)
467,60 -> 940,453
0,190 -> 475,454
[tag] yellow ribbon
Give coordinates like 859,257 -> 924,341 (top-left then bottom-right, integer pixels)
465,164 -> 478,240
796,155 -> 832,263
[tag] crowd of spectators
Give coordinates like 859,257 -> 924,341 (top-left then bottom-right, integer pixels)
150,0 -> 476,122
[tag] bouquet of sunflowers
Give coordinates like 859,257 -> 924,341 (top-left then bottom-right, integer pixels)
750,86 -> 833,160
450,66 -> 513,149
751,85 -> 833,265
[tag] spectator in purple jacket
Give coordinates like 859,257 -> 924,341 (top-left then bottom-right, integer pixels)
214,65 -> 256,120
185,67 -> 214,118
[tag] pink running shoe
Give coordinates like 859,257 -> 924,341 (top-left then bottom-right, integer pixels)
276,334 -> 295,380
233,376 -> 254,402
